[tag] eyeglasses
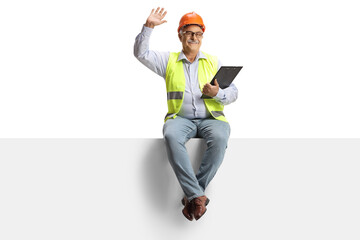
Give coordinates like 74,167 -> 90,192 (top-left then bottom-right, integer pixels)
182,31 -> 204,38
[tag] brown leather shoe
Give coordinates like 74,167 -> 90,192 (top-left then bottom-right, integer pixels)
181,197 -> 194,221
182,197 -> 210,206
191,196 -> 209,221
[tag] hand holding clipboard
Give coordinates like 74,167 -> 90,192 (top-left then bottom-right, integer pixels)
201,66 -> 243,98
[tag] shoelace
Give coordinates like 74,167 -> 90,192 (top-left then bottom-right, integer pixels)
194,199 -> 204,206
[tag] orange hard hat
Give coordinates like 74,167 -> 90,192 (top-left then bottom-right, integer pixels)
177,12 -> 205,33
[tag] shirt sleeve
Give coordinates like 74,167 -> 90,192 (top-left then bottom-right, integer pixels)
212,59 -> 239,105
133,25 -> 169,79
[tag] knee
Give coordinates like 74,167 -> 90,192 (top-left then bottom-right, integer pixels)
207,122 -> 230,146
207,133 -> 229,150
163,130 -> 185,147
163,131 -> 176,143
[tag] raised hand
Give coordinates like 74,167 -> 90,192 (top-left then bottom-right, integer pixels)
145,7 -> 167,28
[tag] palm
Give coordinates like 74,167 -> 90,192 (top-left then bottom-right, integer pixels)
146,7 -> 167,27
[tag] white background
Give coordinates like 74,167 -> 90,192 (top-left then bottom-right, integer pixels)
1,0 -> 360,138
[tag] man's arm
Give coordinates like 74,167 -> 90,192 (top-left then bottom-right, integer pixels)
133,7 -> 169,78
213,83 -> 238,105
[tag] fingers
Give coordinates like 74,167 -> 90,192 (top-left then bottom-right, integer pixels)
202,82 -> 219,97
147,7 -> 167,28
152,7 -> 167,17
203,83 -> 211,94
162,10 -> 168,18
158,7 -> 165,15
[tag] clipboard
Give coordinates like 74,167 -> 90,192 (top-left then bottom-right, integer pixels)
201,66 -> 243,99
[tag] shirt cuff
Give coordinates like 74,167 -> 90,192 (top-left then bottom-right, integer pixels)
142,25 -> 153,37
213,88 -> 225,101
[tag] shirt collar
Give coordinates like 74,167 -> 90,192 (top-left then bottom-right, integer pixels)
177,51 -> 207,62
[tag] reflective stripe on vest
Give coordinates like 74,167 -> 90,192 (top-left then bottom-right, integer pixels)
167,91 -> 183,100
164,52 -> 227,122
211,111 -> 225,118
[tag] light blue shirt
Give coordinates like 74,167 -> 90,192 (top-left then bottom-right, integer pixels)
134,25 -> 238,119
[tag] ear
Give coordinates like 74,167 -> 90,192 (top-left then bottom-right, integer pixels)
178,33 -> 182,42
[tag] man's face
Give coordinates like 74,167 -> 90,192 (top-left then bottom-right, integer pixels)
178,25 -> 203,53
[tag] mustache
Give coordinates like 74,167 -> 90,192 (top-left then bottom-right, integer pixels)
187,40 -> 199,44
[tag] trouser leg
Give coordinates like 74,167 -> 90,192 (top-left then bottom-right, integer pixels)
196,119 -> 230,191
163,117 -> 204,201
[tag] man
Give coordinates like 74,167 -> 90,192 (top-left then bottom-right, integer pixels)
134,7 -> 238,221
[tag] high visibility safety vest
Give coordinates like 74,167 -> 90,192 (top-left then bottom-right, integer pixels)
165,52 -> 227,122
